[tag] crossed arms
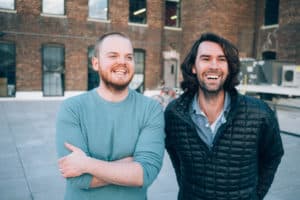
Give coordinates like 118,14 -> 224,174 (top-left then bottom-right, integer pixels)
58,142 -> 144,187
56,100 -> 165,189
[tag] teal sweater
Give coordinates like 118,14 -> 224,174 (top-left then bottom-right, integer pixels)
56,89 -> 165,200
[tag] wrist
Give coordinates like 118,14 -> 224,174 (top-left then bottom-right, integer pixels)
83,156 -> 93,174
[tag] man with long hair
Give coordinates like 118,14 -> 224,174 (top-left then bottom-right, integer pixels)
165,32 -> 283,200
56,32 -> 165,200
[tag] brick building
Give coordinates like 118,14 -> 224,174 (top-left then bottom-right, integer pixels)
0,0 -> 299,97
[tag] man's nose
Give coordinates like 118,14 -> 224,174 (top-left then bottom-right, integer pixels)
117,56 -> 125,63
209,59 -> 218,68
118,56 -> 131,64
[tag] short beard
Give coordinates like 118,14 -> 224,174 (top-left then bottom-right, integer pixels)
101,77 -> 133,92
198,80 -> 224,98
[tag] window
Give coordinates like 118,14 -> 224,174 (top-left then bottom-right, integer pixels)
42,45 -> 65,96
0,42 -> 16,97
42,0 -> 65,15
264,0 -> 279,26
165,0 -> 181,27
87,46 -> 99,90
88,0 -> 108,20
0,0 -> 14,10
129,0 -> 147,24
129,49 -> 145,93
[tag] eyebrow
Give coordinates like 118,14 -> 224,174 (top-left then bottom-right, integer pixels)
199,54 -> 226,58
106,52 -> 133,57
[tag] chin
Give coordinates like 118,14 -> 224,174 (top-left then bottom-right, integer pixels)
200,84 -> 224,94
109,79 -> 133,91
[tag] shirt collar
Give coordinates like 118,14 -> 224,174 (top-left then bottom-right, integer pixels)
191,91 -> 231,115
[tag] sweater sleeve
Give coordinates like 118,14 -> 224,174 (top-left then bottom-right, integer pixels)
257,107 -> 284,199
133,101 -> 165,188
56,99 -> 93,189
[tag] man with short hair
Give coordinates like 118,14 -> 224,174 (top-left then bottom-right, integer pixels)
56,32 -> 165,200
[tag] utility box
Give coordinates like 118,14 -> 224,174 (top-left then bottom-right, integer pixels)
240,58 -> 258,84
281,65 -> 300,87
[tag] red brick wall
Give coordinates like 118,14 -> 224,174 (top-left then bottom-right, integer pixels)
255,0 -> 300,63
277,0 -> 300,63
0,0 -> 299,93
181,0 -> 255,59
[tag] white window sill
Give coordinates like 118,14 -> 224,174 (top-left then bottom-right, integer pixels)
87,18 -> 110,23
0,8 -> 16,13
164,26 -> 182,31
261,24 -> 279,30
41,13 -> 67,18
128,22 -> 148,27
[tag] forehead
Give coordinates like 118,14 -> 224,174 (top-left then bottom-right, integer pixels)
197,41 -> 224,55
100,35 -> 133,53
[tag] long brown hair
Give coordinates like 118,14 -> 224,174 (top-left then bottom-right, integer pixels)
180,32 -> 240,94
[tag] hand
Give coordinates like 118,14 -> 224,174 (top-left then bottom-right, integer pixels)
58,143 -> 88,178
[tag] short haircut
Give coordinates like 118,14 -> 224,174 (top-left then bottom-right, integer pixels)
93,32 -> 131,57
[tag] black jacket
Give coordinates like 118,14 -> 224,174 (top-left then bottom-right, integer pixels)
165,89 -> 284,200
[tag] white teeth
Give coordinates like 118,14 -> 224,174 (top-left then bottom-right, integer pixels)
114,69 -> 126,73
207,75 -> 219,79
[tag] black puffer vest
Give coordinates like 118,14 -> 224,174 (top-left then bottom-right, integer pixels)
165,90 -> 284,200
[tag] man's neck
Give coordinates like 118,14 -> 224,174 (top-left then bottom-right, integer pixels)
97,85 -> 129,102
198,90 -> 225,124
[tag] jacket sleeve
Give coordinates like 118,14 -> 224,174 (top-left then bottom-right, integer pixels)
257,107 -> 284,199
56,100 -> 93,189
164,105 -> 182,186
133,101 -> 165,188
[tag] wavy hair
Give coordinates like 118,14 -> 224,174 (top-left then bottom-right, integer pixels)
180,32 -> 240,94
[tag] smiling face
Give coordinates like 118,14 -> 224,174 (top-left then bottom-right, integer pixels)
192,41 -> 229,95
92,35 -> 134,91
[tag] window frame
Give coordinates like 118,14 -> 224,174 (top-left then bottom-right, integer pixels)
165,0 -> 181,28
129,49 -> 145,93
264,0 -> 279,26
87,46 -> 100,90
0,0 -> 15,10
0,41 -> 16,97
42,0 -> 65,16
42,44 -> 65,96
88,0 -> 109,20
129,0 -> 147,24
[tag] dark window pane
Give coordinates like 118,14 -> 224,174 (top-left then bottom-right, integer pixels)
42,45 -> 65,96
87,46 -> 99,90
0,42 -> 16,97
165,0 -> 181,27
264,0 -> 279,25
129,0 -> 147,24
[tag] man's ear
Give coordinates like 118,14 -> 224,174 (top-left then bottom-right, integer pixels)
192,65 -> 196,74
92,56 -> 99,71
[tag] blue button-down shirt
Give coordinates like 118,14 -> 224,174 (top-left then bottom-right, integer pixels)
190,92 -> 231,148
